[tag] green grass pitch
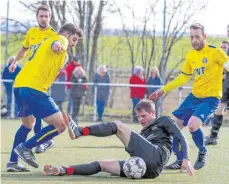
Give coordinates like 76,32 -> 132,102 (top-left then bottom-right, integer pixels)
1,119 -> 229,184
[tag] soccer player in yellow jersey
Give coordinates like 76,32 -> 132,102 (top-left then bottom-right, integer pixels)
150,23 -> 229,170
7,23 -> 83,169
6,5 -> 57,172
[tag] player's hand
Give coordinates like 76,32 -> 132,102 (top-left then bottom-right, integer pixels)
181,159 -> 194,176
52,41 -> 63,54
149,89 -> 165,101
8,63 -> 17,73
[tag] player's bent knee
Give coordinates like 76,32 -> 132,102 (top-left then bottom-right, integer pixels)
114,121 -> 129,133
22,116 -> 35,129
56,123 -> 66,133
188,117 -> 201,132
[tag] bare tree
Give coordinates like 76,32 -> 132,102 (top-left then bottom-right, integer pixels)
159,0 -> 206,84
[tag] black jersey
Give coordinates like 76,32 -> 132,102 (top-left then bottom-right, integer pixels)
140,116 -> 189,159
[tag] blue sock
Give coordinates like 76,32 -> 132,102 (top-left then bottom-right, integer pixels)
10,125 -> 31,162
172,137 -> 183,161
191,128 -> 206,152
34,117 -> 42,134
23,125 -> 58,149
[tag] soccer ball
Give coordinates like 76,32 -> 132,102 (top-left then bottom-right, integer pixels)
123,156 -> 147,179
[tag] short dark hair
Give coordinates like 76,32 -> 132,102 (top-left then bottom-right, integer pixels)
134,99 -> 155,113
36,5 -> 51,17
190,23 -> 205,35
58,23 -> 83,38
222,40 -> 229,47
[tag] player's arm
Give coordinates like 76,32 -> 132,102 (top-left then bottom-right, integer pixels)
162,73 -> 191,93
160,116 -> 194,176
149,54 -> 192,101
9,28 -> 31,72
51,40 -> 66,54
8,47 -> 28,73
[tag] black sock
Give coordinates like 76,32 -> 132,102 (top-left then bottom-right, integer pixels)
66,161 -> 101,175
81,122 -> 117,137
211,115 -> 223,138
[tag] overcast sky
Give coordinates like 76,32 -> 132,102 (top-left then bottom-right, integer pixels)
1,0 -> 228,35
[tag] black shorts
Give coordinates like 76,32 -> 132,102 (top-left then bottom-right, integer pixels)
119,131 -> 169,178
221,88 -> 229,103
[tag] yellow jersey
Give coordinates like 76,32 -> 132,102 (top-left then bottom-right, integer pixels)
23,26 -> 57,59
14,35 -> 68,93
182,44 -> 229,98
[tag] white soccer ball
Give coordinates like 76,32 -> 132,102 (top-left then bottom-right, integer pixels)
123,156 -> 147,179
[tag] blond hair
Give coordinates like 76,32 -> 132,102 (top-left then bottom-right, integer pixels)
190,22 -> 205,35
151,67 -> 160,77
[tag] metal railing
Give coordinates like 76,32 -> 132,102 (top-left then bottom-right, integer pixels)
1,79 -> 192,120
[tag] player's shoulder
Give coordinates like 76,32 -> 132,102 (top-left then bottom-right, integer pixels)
156,116 -> 174,124
208,44 -> 217,49
49,27 -> 56,32
26,26 -> 39,34
47,27 -> 57,35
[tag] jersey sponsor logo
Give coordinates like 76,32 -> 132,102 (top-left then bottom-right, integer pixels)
194,66 -> 206,76
202,58 -> 208,63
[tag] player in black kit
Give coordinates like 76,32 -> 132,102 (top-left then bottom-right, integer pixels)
44,99 -> 194,178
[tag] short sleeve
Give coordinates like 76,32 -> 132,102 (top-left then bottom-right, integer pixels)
215,48 -> 229,66
22,28 -> 31,49
181,52 -> 192,75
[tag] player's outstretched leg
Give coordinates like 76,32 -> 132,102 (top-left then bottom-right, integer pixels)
64,114 -> 119,140
62,112 -> 81,140
44,162 -> 102,176
44,165 -> 66,176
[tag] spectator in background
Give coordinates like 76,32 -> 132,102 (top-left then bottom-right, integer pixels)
146,67 -> 163,118
129,66 -> 146,122
70,67 -> 88,122
51,70 -> 67,112
93,65 -> 110,122
2,56 -> 21,118
65,56 -> 82,115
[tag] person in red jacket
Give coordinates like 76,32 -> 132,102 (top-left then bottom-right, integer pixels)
65,56 -> 82,115
129,66 -> 146,122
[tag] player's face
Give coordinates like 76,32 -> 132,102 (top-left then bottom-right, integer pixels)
190,28 -> 206,51
67,34 -> 80,49
136,110 -> 154,127
221,43 -> 229,53
37,10 -> 50,29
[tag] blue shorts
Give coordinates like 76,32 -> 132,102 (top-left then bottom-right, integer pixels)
14,87 -> 59,119
172,93 -> 219,126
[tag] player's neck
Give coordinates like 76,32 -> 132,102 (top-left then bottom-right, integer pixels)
39,26 -> 50,31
